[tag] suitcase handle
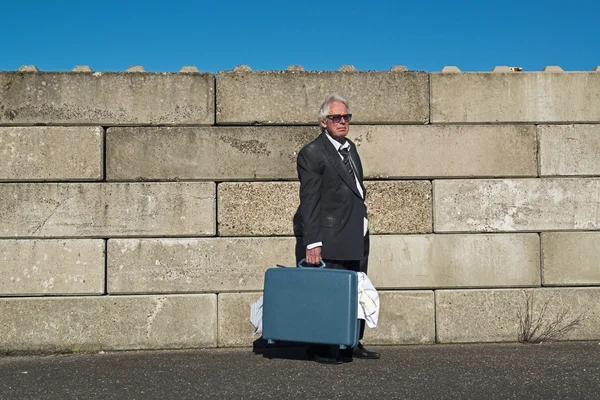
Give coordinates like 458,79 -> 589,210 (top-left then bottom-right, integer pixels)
297,258 -> 326,269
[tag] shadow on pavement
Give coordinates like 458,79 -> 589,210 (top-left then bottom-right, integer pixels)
252,337 -> 311,361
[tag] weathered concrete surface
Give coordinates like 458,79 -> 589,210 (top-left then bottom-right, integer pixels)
351,125 -> 538,178
362,290 -> 435,345
218,292 -> 262,347
218,182 -> 299,236
217,290 -> 435,347
364,181 -> 432,233
436,288 -> 599,343
0,239 -> 104,295
0,183 -> 215,238
431,72 -> 600,123
434,178 -> 600,232
106,126 -> 319,181
541,232 -> 600,286
216,71 -> 429,124
539,124 -> 600,176
104,125 -> 535,181
107,238 -> 296,293
0,72 -> 214,125
0,294 -> 217,351
368,234 -> 540,289
218,181 -> 433,236
0,127 -> 103,181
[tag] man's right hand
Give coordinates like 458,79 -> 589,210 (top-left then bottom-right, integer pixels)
306,246 -> 322,265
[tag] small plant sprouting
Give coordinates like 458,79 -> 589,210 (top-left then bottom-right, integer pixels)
517,291 -> 585,344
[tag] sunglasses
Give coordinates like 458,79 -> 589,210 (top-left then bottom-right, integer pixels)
327,114 -> 352,123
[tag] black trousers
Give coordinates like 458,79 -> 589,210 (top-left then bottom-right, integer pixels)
322,232 -> 369,341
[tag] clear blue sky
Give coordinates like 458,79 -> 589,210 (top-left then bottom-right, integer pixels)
2,0 -> 598,73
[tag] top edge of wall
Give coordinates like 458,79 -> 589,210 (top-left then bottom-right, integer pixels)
7,65 -> 600,73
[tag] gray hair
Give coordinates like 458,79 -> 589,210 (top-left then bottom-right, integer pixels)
317,93 -> 350,122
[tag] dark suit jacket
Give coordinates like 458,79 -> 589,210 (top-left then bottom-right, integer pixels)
297,132 -> 367,261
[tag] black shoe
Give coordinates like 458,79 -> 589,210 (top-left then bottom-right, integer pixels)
307,345 -> 343,365
352,343 -> 380,359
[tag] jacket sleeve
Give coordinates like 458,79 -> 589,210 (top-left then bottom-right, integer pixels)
297,147 -> 323,248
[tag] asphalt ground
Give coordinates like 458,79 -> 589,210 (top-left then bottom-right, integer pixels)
1,342 -> 600,400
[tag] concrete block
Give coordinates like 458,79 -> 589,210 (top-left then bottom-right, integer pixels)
352,125 -> 537,178
107,237 -> 296,293
0,239 -> 104,295
543,66 -> 564,72
436,288 -> 600,343
126,66 -> 145,72
492,66 -> 512,73
218,291 -> 436,347
431,72 -> 600,123
287,65 -> 304,71
179,66 -> 199,73
216,70 -> 429,124
541,232 -> 600,285
364,181 -> 432,234
218,181 -> 433,236
0,294 -> 217,352
218,182 -> 299,236
362,291 -> 435,345
539,125 -> 600,176
0,127 -> 103,181
18,65 -> 38,72
434,178 -> 600,232
368,234 -> 540,289
106,126 -> 320,181
0,182 -> 215,238
72,66 -> 92,72
339,65 -> 357,72
390,66 -> 408,72
0,72 -> 214,125
218,292 -> 263,347
441,66 -> 461,73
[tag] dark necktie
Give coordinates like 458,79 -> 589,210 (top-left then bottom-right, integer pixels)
338,147 -> 356,180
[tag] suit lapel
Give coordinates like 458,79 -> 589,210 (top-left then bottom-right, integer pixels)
319,133 -> 363,199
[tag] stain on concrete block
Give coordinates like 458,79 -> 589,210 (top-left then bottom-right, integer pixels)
106,126 -> 319,181
434,178 -> 600,232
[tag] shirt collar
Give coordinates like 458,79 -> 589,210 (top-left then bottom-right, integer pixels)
324,132 -> 350,151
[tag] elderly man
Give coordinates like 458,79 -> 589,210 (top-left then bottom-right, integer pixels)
297,93 -> 380,364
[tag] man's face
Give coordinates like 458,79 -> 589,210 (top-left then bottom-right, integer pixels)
320,101 -> 350,141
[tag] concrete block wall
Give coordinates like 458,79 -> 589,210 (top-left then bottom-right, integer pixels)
1,65 -> 600,352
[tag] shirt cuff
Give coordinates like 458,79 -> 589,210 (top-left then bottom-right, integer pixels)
307,242 -> 323,250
